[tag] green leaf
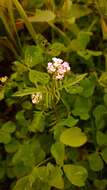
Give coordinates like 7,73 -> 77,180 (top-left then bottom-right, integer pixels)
93,105 -> 107,129
47,163 -> 64,189
29,9 -> 55,22
96,131 -> 107,146
99,72 -> 107,88
0,131 -> 11,144
29,111 -> 45,132
51,142 -> 65,166
36,166 -> 49,182
72,96 -> 92,120
53,125 -> 65,141
32,179 -> 50,190
64,73 -> 87,89
30,164 -> 64,189
29,166 -> 49,184
88,152 -> 104,171
78,50 -> 102,60
16,110 -> 27,126
62,3 -> 91,20
94,179 -> 107,190
26,0 -> 45,8
39,134 -> 53,154
63,164 -> 88,187
56,116 -> 79,128
60,127 -> 87,147
5,139 -> 20,153
29,69 -> 50,84
1,121 -> 16,133
80,74 -> 96,97
48,42 -> 66,56
22,101 -> 32,110
65,85 -> 83,95
24,45 -> 43,67
13,163 -> 30,178
70,32 -> 91,51
12,139 -> 45,167
13,176 -> 30,190
13,87 -> 42,97
101,147 -> 107,163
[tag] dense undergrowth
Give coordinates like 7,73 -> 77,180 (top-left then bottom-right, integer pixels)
0,0 -> 107,189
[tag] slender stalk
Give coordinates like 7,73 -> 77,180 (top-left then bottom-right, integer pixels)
8,0 -> 22,49
0,8 -> 17,48
12,0 -> 37,43
36,157 -> 52,167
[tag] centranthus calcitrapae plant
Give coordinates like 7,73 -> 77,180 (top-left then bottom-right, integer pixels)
1,0 -> 107,189
8,49 -> 89,190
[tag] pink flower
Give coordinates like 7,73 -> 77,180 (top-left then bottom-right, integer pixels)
62,62 -> 70,71
52,57 -> 63,64
57,65 -> 66,74
47,62 -> 56,73
47,57 -> 71,80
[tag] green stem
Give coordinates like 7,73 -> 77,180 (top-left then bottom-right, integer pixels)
0,9 -> 17,49
12,0 -> 37,43
36,157 -> 52,167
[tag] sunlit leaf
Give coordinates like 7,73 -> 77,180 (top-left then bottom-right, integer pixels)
60,127 -> 87,147
29,69 -> 50,84
63,164 -> 88,186
51,142 -> 65,166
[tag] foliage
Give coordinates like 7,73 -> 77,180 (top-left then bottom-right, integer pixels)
0,0 -> 107,190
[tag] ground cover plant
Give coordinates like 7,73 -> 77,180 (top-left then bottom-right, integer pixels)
1,0 -> 107,189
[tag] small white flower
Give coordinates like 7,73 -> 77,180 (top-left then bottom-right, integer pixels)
0,76 -> 8,83
52,57 -> 63,64
53,61 -> 61,68
31,92 -> 42,104
47,62 -> 56,73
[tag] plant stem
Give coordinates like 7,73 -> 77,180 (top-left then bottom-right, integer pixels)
12,0 -> 37,43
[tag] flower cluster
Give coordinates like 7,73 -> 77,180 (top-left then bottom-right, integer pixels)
31,92 -> 42,104
47,57 -> 70,80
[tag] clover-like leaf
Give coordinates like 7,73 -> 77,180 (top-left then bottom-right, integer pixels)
72,96 -> 92,120
47,163 -> 64,189
60,127 -> 87,147
101,147 -> 107,164
29,69 -> 50,84
13,176 -> 29,190
51,142 -> 65,166
63,164 -> 88,187
24,45 -> 43,67
88,152 -> 104,171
